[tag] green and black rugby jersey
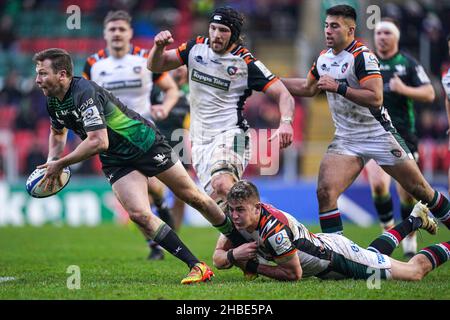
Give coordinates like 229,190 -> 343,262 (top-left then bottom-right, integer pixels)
47,77 -> 158,165
378,51 -> 431,138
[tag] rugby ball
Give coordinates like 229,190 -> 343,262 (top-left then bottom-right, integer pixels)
26,167 -> 71,198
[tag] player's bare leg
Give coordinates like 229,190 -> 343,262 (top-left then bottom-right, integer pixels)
156,161 -> 246,246
317,153 -> 364,234
366,160 -> 395,229
382,160 -> 450,229
396,181 -> 418,258
389,241 -> 449,281
112,170 -> 213,283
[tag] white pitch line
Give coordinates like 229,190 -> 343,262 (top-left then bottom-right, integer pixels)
0,277 -> 16,283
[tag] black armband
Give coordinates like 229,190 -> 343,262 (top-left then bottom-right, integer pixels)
245,259 -> 259,273
337,83 -> 348,96
227,249 -> 236,265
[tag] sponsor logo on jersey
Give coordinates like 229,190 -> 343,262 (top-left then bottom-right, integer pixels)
331,61 -> 340,67
390,149 -> 403,158
321,63 -> 330,72
341,62 -> 349,73
191,69 -> 231,91
103,80 -> 142,90
268,230 -> 291,255
194,55 -> 207,65
99,70 -> 113,76
210,59 -> 222,65
133,66 -> 142,74
363,52 -> 379,71
394,64 -> 406,76
227,66 -> 238,76
380,64 -> 390,71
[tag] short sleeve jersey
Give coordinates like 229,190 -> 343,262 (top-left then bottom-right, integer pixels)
47,77 -> 158,165
83,46 -> 166,122
309,40 -> 392,140
176,36 -> 278,144
378,51 -> 431,137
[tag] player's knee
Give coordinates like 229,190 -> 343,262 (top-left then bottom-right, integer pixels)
128,210 -> 149,225
372,183 -> 387,197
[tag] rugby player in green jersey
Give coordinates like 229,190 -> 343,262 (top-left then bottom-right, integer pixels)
366,19 -> 436,258
33,48 -> 246,284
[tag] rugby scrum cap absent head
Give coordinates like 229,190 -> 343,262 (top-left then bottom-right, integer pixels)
209,6 -> 244,46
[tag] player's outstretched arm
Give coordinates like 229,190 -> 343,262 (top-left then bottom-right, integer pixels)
281,73 -> 319,97
147,30 -> 183,73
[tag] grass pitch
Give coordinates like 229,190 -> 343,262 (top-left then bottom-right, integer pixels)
0,224 -> 448,300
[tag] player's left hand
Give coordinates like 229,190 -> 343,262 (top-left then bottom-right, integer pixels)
151,104 -> 169,120
389,74 -> 406,94
269,122 -> 293,149
317,75 -> 339,92
37,160 -> 64,192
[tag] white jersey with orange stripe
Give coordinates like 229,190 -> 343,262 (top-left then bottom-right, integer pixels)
310,40 -> 389,140
83,46 -> 165,122
177,37 -> 278,144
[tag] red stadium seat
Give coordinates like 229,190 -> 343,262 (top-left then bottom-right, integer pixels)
0,106 -> 17,129
14,130 -> 35,174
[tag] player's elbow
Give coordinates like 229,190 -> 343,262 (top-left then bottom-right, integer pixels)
423,87 -> 435,103
212,253 -> 232,270
370,93 -> 383,108
285,267 -> 302,281
89,135 -> 109,153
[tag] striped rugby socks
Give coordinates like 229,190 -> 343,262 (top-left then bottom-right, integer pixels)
367,215 -> 422,256
428,191 -> 450,229
417,242 -> 450,270
319,208 -> 343,234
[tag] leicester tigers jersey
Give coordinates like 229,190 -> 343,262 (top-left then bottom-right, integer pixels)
83,46 -> 166,121
238,203 -> 334,278
310,40 -> 395,140
442,68 -> 450,100
177,36 -> 278,144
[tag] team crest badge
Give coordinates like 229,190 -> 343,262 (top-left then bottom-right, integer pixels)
341,63 -> 349,73
227,66 -> 238,76
133,66 -> 142,74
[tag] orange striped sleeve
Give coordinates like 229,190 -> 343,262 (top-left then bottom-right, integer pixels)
359,74 -> 382,84
262,77 -> 279,92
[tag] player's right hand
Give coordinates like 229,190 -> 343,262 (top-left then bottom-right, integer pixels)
154,30 -> 174,48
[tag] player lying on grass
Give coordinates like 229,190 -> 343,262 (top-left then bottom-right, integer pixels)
33,48 -> 247,284
213,180 -> 448,281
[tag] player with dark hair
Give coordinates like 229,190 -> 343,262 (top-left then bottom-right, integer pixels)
213,180 -> 447,282
282,4 -> 450,234
147,6 -> 295,208
83,10 -> 178,260
365,19 -> 435,258
33,48 -> 246,284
